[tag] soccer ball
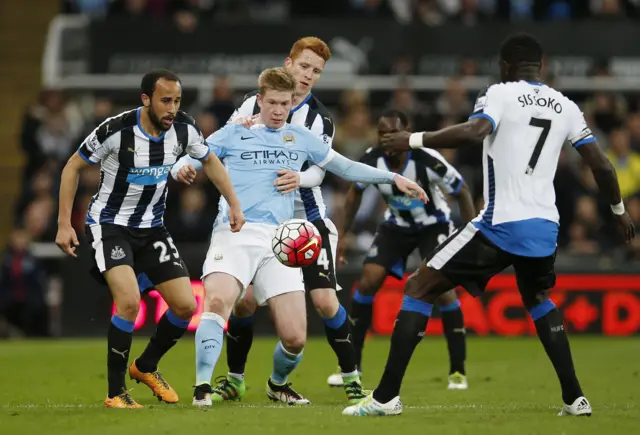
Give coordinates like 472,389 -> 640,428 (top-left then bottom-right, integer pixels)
272,219 -> 322,267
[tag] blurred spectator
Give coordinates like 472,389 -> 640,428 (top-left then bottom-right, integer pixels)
386,85 -> 433,131
415,0 -> 446,25
434,77 -> 472,122
204,76 -> 236,124
626,112 -> 640,152
605,128 -> 640,199
15,169 -> 57,225
584,92 -> 627,136
334,105 -> 377,160
165,187 -> 216,243
0,228 -> 48,338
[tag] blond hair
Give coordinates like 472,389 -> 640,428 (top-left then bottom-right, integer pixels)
258,67 -> 296,95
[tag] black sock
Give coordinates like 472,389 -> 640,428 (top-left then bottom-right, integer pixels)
350,289 -> 374,371
108,315 -> 134,398
324,304 -> 358,374
374,296 -> 432,404
135,310 -> 190,373
226,313 -> 254,375
440,300 -> 466,375
531,300 -> 583,404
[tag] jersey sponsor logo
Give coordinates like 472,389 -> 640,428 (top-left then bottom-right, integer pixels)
388,195 -> 423,211
517,94 -> 563,113
126,164 -> 173,185
240,150 -> 300,165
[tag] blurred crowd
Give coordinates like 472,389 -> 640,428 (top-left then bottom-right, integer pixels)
62,0 -> 640,26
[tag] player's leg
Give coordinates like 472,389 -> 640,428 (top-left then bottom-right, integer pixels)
129,233 -> 194,403
193,225 -> 255,406
209,286 -> 257,403
422,223 -> 467,389
513,254 -> 591,416
253,256 -> 310,405
435,290 -> 467,389
86,224 -> 143,408
347,223 -> 415,378
344,223 -> 510,416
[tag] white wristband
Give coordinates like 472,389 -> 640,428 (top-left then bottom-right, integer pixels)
409,132 -> 424,149
611,201 -> 625,215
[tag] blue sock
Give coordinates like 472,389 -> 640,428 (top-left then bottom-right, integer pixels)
400,295 -> 433,316
271,341 -> 303,385
353,289 -> 374,304
195,312 -> 225,386
529,299 -> 556,321
438,299 -> 461,312
323,305 -> 347,330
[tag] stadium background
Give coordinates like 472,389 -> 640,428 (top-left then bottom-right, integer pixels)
1,0 -> 640,341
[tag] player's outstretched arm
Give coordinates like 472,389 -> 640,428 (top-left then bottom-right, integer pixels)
315,150 -> 428,203
200,153 -> 245,232
381,117 -> 493,152
56,152 -> 91,257
577,141 -> 635,243
170,154 -> 202,185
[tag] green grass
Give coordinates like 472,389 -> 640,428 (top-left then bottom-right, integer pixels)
0,336 -> 637,434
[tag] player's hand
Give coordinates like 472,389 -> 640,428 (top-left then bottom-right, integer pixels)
228,203 -> 246,233
234,114 -> 260,129
55,223 -> 80,258
274,169 -> 300,194
381,131 -> 412,153
393,174 -> 428,203
177,164 -> 197,185
614,211 -> 636,243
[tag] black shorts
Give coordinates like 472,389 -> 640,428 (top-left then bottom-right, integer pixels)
85,223 -> 189,290
365,222 -> 453,279
426,222 -> 556,297
301,218 -> 338,292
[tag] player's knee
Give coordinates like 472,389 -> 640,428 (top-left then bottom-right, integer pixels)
280,334 -> 306,355
115,295 -> 140,321
172,298 -> 197,320
436,289 -> 458,306
404,268 -> 440,304
205,292 -> 233,316
234,298 -> 257,318
522,289 -> 551,310
311,289 -> 338,319
357,277 -> 380,296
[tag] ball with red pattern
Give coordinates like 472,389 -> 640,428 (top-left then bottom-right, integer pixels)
272,219 -> 322,267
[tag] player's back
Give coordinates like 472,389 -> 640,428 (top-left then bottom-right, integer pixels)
470,80 -> 594,256
208,123 -> 328,227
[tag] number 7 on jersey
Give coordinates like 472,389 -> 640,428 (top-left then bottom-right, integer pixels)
526,117 -> 551,175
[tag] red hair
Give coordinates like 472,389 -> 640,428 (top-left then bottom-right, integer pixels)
289,37 -> 331,62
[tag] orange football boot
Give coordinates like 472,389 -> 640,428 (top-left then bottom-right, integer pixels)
104,391 -> 143,408
129,360 -> 179,403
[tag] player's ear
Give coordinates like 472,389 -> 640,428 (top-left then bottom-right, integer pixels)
141,93 -> 151,107
284,57 -> 293,68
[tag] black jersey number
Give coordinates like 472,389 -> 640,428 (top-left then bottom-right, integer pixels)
526,117 -> 551,175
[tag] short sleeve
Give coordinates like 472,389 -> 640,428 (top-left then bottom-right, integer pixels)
468,85 -> 504,133
304,130 -> 331,166
206,124 -> 235,159
417,149 -> 464,194
566,102 -> 596,148
77,125 -> 113,165
186,124 -> 211,161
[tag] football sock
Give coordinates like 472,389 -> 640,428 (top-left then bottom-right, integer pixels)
374,296 -> 431,404
136,310 -> 190,373
270,341 -> 303,385
195,312 -> 225,386
439,300 -> 466,375
226,313 -> 254,376
107,315 -> 134,398
530,299 -> 584,404
323,304 -> 358,374
350,289 -> 374,370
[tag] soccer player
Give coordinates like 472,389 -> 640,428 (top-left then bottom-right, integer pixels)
175,37 -> 369,403
343,33 -> 635,417
55,69 -> 244,408
334,110 -> 475,390
171,67 -> 427,406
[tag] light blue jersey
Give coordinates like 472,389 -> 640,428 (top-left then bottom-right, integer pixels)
172,123 -> 396,227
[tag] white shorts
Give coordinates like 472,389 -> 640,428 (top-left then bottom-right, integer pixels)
202,222 -> 304,306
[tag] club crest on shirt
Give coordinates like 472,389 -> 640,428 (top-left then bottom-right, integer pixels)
283,134 -> 295,146
173,143 -> 183,156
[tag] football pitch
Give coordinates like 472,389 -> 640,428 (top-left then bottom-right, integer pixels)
0,336 -> 637,434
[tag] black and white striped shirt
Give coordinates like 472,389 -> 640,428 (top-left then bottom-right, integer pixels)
79,108 -> 210,229
229,91 -> 334,221
356,148 -> 464,229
